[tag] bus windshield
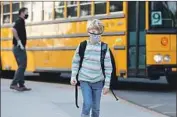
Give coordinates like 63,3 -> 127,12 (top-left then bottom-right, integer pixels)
149,1 -> 177,29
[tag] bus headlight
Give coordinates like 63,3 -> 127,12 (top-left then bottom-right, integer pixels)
164,55 -> 170,62
154,54 -> 163,63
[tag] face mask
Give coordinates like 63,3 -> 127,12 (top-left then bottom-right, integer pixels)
24,14 -> 29,19
90,34 -> 101,44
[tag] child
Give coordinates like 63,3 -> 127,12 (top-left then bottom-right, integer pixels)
70,19 -> 112,117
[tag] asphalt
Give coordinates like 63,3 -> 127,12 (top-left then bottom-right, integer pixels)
115,77 -> 176,117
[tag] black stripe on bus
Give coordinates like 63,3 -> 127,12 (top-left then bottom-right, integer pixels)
146,29 -> 177,34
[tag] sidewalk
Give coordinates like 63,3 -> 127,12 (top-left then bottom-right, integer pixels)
1,79 -> 168,117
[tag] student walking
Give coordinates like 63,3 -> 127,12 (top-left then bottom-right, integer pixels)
70,19 -> 112,117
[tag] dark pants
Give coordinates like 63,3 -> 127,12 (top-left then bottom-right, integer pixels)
11,46 -> 27,87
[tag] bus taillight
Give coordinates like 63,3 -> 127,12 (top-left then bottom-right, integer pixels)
161,37 -> 168,46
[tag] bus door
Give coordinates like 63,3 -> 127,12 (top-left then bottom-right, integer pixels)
127,1 -> 146,77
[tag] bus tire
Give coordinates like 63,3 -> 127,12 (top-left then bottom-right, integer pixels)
0,57 -> 2,78
1,70 -> 15,79
39,72 -> 61,78
110,77 -> 119,89
166,75 -> 177,88
0,70 -> 2,77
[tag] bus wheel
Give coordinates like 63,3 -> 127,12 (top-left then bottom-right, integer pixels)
1,70 -> 15,79
39,72 -> 61,78
166,75 -> 177,88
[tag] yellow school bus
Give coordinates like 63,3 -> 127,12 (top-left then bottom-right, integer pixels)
1,1 -> 176,86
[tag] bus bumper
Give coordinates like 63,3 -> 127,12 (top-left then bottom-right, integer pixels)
147,65 -> 177,78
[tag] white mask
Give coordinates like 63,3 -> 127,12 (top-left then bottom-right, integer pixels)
90,34 -> 101,44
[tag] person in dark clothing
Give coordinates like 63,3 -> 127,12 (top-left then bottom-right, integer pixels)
10,7 -> 31,91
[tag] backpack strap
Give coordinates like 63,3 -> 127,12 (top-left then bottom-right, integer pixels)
101,42 -> 108,78
101,44 -> 119,101
75,40 -> 87,108
76,40 -> 87,82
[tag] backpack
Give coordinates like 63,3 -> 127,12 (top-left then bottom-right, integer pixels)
75,40 -> 118,108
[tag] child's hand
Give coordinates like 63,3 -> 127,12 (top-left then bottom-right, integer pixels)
103,88 -> 109,95
70,79 -> 77,86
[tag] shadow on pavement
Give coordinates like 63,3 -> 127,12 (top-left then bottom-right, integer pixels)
4,73 -> 176,92
116,81 -> 175,92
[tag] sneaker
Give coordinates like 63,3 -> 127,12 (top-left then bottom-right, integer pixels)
10,85 -> 21,91
19,86 -> 31,91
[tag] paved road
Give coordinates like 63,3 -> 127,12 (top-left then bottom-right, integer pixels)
1,79 -> 167,117
3,73 -> 176,117
116,77 -> 176,117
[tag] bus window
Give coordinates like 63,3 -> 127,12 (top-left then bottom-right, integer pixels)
94,2 -> 106,15
0,4 -> 2,24
12,2 -> 20,22
43,2 -> 53,21
149,1 -> 177,29
3,2 -> 10,24
55,1 -> 64,19
67,1 -> 77,18
109,1 -> 123,13
80,1 -> 91,17
22,2 -> 32,23
32,2 -> 42,22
